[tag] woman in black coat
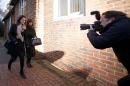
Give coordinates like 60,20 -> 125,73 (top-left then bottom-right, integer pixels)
24,19 -> 36,68
8,15 -> 27,79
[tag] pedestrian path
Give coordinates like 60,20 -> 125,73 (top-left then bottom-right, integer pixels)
0,39 -> 95,86
0,62 -> 69,86
0,40 -> 69,86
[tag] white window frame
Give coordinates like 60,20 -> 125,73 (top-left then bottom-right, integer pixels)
53,0 -> 85,21
19,0 -> 26,15
8,17 -> 12,31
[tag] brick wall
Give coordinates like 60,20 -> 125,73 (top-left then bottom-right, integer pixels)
13,4 -> 20,23
10,0 -> 36,26
34,0 -> 44,52
43,0 -> 130,86
25,0 -> 36,20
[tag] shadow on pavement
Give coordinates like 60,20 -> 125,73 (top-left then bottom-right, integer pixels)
35,50 -> 96,86
35,50 -> 64,63
0,43 -> 11,64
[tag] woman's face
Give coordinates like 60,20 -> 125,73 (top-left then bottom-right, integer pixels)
20,17 -> 26,25
29,22 -> 33,26
100,15 -> 115,27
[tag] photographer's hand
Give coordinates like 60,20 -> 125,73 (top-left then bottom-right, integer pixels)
88,25 -> 95,31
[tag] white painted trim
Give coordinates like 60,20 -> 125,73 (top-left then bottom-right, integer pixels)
19,0 -> 25,15
53,0 -> 85,21
8,17 -> 11,30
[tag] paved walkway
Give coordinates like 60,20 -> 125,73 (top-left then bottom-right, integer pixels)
0,62 -> 69,86
0,42 -> 69,86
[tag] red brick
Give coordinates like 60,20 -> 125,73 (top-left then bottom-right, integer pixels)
0,62 -> 68,86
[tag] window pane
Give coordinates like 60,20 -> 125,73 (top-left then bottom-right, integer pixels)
59,0 -> 68,16
70,0 -> 80,13
19,0 -> 25,15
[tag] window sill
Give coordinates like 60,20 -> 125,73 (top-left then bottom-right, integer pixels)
53,14 -> 85,21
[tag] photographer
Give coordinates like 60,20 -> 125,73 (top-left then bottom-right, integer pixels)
86,11 -> 130,86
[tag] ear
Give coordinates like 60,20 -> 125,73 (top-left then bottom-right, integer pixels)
108,17 -> 115,23
111,17 -> 115,21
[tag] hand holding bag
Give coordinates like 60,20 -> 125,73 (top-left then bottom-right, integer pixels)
4,40 -> 11,49
32,37 -> 42,46
4,40 -> 13,54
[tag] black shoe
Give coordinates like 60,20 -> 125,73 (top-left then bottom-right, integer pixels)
8,64 -> 11,71
20,72 -> 27,79
27,63 -> 33,68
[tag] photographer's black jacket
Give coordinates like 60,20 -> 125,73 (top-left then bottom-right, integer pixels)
87,16 -> 130,72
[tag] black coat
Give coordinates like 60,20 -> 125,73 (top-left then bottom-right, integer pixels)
24,26 -> 36,57
8,24 -> 25,56
87,17 -> 130,72
24,26 -> 36,46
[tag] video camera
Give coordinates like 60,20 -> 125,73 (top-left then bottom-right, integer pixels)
80,11 -> 103,32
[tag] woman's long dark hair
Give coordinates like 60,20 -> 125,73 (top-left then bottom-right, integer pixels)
26,19 -> 36,36
17,15 -> 26,25
27,19 -> 34,27
102,10 -> 127,19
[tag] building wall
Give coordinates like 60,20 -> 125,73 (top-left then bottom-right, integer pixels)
26,0 -> 44,53
13,4 -> 20,24
25,0 -> 36,20
43,0 -> 130,86
7,0 -> 37,27
3,20 -> 9,39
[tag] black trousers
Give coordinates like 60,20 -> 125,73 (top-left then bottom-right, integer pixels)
8,54 -> 24,73
8,42 -> 25,73
118,75 -> 130,86
26,46 -> 35,64
117,57 -> 130,86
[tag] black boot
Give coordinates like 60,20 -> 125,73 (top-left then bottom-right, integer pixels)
20,71 -> 27,79
27,63 -> 33,68
118,75 -> 130,86
8,55 -> 17,71
8,62 -> 11,71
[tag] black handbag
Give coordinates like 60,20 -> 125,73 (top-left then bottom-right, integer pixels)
4,40 -> 11,49
4,40 -> 13,54
32,37 -> 42,46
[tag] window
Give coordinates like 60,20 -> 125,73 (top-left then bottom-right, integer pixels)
8,17 -> 12,30
19,0 -> 26,15
59,0 -> 68,16
54,0 -> 85,20
70,0 -> 81,14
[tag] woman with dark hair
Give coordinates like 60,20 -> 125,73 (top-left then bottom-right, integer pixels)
87,10 -> 130,86
8,15 -> 27,79
24,19 -> 36,68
